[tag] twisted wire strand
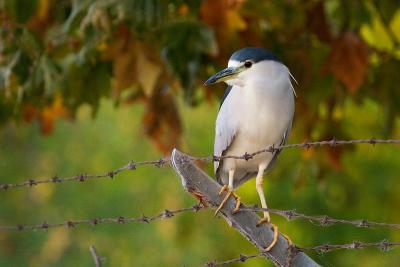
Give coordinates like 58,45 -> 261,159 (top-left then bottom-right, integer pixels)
1,138 -> 398,191
205,240 -> 400,266
241,207 -> 400,229
1,206 -> 399,232
0,158 -> 170,191
0,204 -> 203,231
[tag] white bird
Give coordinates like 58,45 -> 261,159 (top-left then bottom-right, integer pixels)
204,47 -> 296,251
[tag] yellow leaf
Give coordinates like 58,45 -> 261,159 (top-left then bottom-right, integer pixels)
136,46 -> 162,97
360,9 -> 400,52
390,10 -> 400,42
37,0 -> 51,20
225,9 -> 247,31
200,0 -> 246,34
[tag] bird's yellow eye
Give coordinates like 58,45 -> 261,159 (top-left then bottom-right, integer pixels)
244,61 -> 252,68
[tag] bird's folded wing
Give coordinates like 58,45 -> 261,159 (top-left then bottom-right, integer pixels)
214,87 -> 237,175
266,120 -> 293,171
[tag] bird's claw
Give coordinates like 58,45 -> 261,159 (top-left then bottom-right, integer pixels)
256,216 -> 270,226
218,185 -> 228,195
256,217 -> 279,252
232,195 -> 241,214
256,218 -> 292,251
214,185 -> 241,216
264,223 -> 279,251
282,232 -> 293,247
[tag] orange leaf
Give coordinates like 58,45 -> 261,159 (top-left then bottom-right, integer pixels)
40,107 -> 55,135
39,95 -> 69,135
326,31 -> 369,94
22,104 -> 38,123
27,0 -> 52,35
142,87 -> 182,153
101,26 -> 137,94
200,0 -> 246,34
178,4 -> 189,15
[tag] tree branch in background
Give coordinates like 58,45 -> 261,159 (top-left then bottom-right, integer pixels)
89,245 -> 103,267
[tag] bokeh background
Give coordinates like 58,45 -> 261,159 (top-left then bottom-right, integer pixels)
1,0 -> 400,266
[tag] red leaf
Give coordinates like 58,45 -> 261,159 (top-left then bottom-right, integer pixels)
326,31 -> 369,94
306,1 -> 331,43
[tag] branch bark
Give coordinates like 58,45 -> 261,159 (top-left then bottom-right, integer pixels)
171,149 -> 320,267
89,245 -> 102,267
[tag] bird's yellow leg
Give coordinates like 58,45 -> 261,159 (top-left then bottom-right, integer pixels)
255,164 -> 279,251
214,170 -> 241,216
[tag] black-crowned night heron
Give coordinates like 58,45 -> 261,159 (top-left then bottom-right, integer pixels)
205,47 -> 296,251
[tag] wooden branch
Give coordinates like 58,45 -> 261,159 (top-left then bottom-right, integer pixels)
89,245 -> 102,267
171,149 -> 320,267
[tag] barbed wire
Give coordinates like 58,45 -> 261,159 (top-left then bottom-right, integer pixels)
212,138 -> 400,161
205,240 -> 400,266
2,203 -> 398,264
242,207 -> 400,229
0,204 -> 203,232
204,252 -> 266,266
302,240 -> 400,253
2,205 -> 399,232
1,138 -> 399,191
0,158 -> 170,191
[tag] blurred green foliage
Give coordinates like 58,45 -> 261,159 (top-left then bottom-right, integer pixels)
1,0 -> 400,266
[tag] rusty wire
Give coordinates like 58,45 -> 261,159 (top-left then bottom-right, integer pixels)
242,207 -> 400,229
204,252 -> 266,266
205,240 -> 400,266
1,205 -> 399,232
1,138 -> 399,191
0,204 -> 203,232
302,240 -> 400,253
212,138 -> 400,161
0,158 -> 170,191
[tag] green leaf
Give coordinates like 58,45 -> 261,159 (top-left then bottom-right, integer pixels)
19,28 -> 43,58
63,58 -> 111,115
160,20 -> 216,103
63,0 -> 92,34
120,0 -> 167,31
4,0 -> 38,24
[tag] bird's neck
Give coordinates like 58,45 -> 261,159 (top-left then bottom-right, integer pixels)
243,75 -> 292,101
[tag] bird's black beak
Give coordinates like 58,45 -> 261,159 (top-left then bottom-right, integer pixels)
204,66 -> 243,85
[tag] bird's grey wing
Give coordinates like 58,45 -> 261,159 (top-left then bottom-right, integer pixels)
214,86 -> 236,178
219,85 -> 232,108
266,121 -> 292,171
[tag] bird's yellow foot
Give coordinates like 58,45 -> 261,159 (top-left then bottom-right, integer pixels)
256,217 -> 279,251
214,185 -> 241,216
257,217 -> 292,251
